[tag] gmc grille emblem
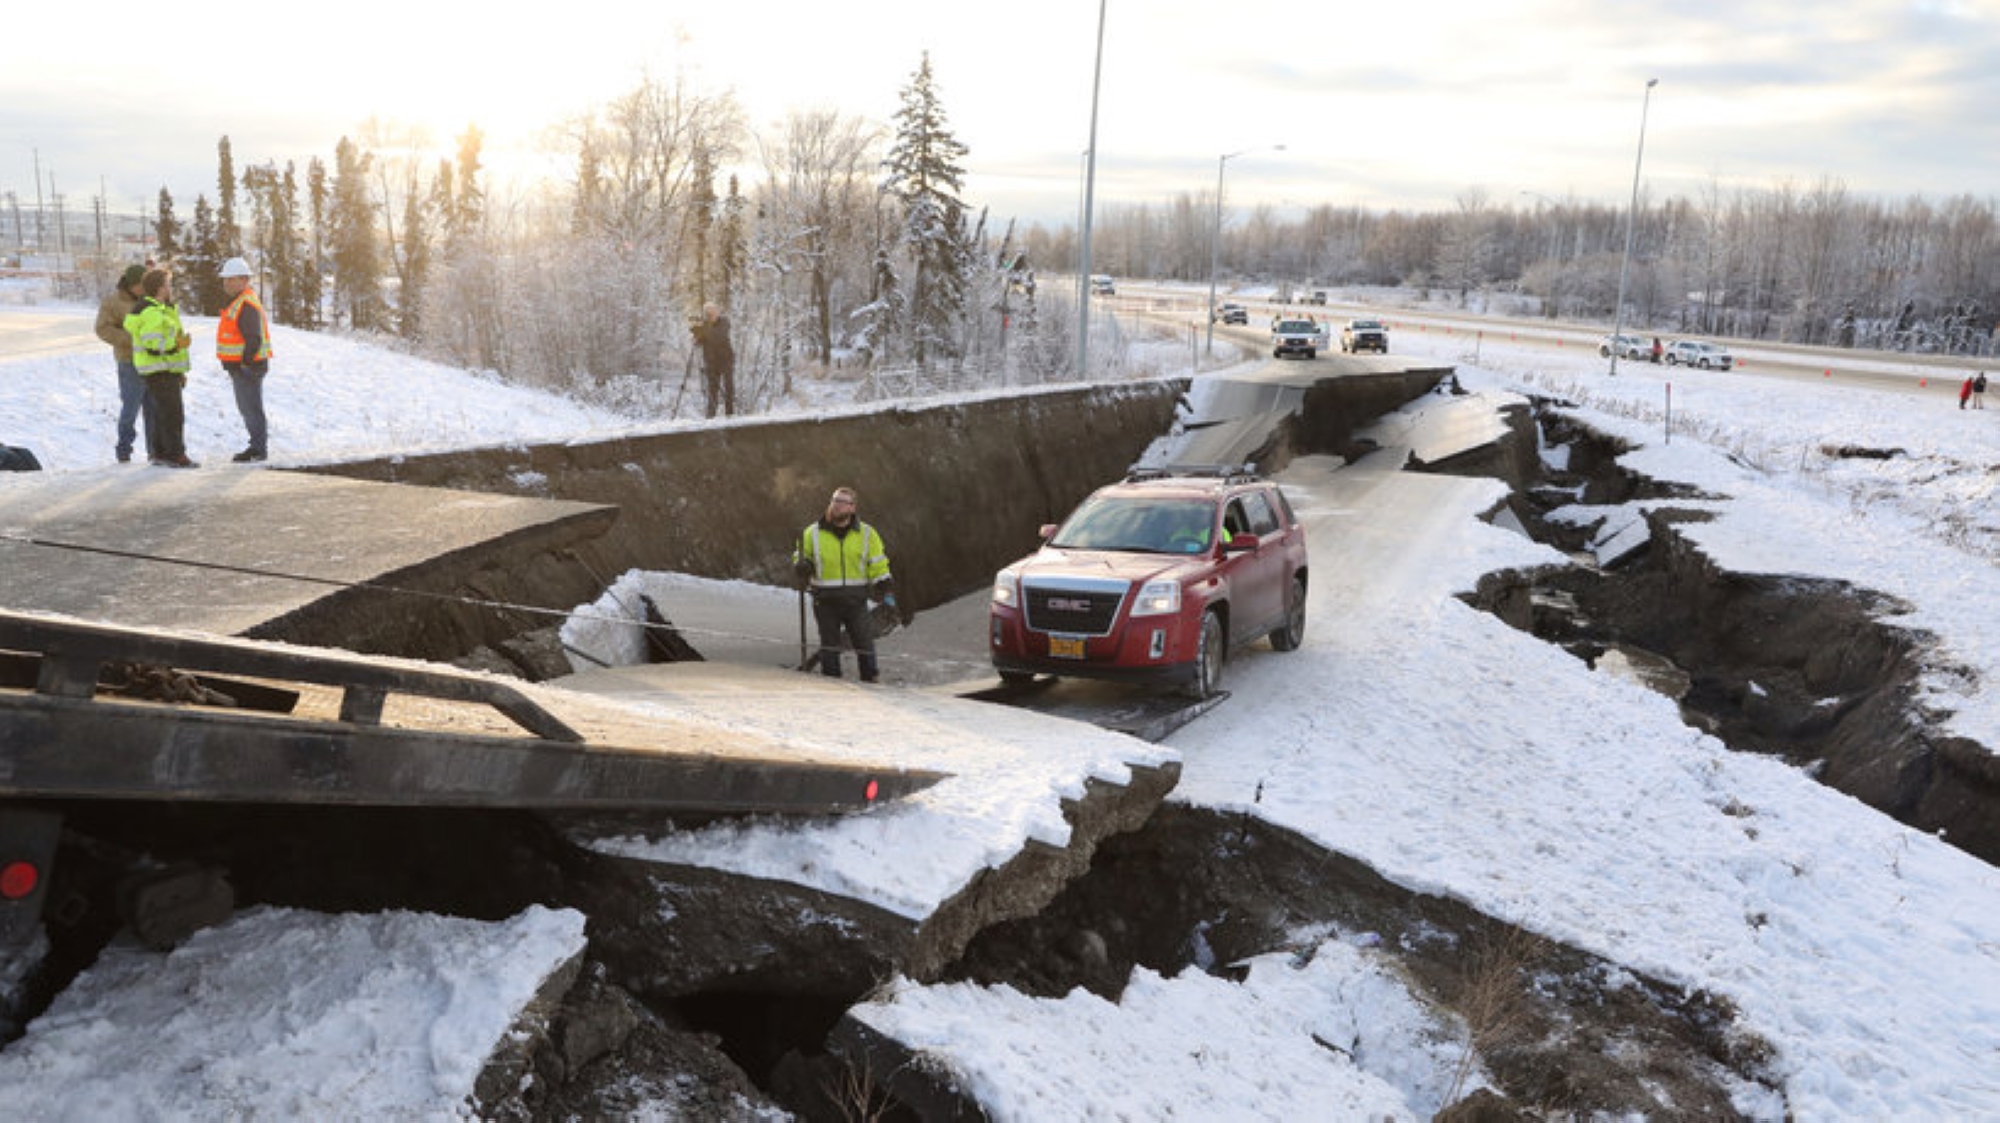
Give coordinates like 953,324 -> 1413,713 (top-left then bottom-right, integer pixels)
1047,597 -> 1092,611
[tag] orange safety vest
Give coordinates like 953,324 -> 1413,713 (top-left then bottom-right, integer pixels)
217,287 -> 273,363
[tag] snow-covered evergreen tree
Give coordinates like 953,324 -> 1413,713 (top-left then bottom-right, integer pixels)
266,163 -> 307,326
185,196 -> 221,314
215,137 -> 240,261
329,137 -> 385,331
153,189 -> 181,267
396,174 -> 430,339
302,158 -> 327,330
880,53 -> 970,371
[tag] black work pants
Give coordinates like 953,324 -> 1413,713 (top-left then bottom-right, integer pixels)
144,374 -> 188,460
811,590 -> 877,681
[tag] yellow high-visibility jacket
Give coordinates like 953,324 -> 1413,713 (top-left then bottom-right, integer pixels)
123,298 -> 191,376
796,520 -> 890,592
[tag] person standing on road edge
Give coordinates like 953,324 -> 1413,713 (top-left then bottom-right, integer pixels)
216,257 -> 273,462
1975,372 -> 1988,410
95,263 -> 155,463
123,269 -> 196,468
691,302 -> 735,419
1960,375 -> 1974,410
793,486 -> 894,682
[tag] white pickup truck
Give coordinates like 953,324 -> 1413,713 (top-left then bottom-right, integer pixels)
1271,317 -> 1326,360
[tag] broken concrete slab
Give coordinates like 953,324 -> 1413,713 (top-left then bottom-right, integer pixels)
0,467 -> 615,655
550,662 -> 1180,995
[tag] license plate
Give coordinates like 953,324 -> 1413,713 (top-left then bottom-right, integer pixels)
1048,635 -> 1085,659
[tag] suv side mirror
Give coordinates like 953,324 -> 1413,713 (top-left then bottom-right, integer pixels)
1038,523 -> 1059,541
1223,533 -> 1260,553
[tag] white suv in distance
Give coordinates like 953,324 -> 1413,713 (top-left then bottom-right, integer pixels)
1598,333 -> 1648,360
1664,340 -> 1734,369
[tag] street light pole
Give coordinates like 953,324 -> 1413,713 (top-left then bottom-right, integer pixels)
1075,0 -> 1107,380
1205,144 -> 1282,360
1609,78 -> 1658,377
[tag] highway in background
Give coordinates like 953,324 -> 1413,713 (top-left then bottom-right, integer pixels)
1110,283 -> 1989,402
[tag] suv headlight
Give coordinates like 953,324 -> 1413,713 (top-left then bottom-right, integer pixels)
992,572 -> 1020,607
1130,579 -> 1181,617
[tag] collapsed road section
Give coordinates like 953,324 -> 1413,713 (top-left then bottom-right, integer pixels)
8,358 -> 1543,1116
1430,398 -> 2000,866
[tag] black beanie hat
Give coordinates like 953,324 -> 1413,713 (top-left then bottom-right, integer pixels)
119,264 -> 147,290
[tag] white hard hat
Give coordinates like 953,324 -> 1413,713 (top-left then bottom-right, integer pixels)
219,257 -> 253,278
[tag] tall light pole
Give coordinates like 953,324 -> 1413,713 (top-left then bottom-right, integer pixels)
1609,78 -> 1658,377
1075,0 -> 1107,380
1205,144 -> 1283,359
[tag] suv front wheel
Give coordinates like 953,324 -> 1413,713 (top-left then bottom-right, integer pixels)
1188,610 -> 1225,699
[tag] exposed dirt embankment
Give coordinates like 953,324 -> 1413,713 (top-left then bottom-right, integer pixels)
308,381 -> 1188,661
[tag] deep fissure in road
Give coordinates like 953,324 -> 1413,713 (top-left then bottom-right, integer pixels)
1448,401 -> 2000,865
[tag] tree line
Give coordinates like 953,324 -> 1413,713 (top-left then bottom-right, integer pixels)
152,60 -> 1998,417
1053,179 -> 1999,357
151,55 -> 1060,420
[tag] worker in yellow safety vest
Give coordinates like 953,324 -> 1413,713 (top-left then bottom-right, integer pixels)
122,269 -> 196,467
216,256 -> 273,462
792,486 -> 894,682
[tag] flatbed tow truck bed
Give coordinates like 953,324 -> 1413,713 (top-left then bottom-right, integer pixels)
0,610 -> 945,944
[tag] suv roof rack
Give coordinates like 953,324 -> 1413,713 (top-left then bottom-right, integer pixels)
1124,462 -> 1259,484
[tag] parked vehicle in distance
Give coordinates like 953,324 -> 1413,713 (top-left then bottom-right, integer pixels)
1089,274 -> 1116,296
1300,290 -> 1328,305
1272,317 -> 1323,359
1664,339 -> 1735,369
1213,302 -> 1249,325
989,466 -> 1310,698
1340,318 -> 1388,354
1598,333 -> 1648,360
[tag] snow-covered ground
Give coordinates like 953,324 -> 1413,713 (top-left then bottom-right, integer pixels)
1,293 -> 1998,1118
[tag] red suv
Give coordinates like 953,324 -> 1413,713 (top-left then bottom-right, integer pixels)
989,468 -> 1309,698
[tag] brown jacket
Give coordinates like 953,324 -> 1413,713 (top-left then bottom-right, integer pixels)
95,287 -> 138,362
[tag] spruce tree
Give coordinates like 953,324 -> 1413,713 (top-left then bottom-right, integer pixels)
153,189 -> 181,267
303,158 -> 328,330
329,137 -> 385,331
216,136 -> 240,259
187,196 -> 224,314
450,126 -> 484,249
684,146 -> 717,311
270,162 -> 305,325
881,52 -> 971,370
397,174 -> 430,338
241,160 -> 277,288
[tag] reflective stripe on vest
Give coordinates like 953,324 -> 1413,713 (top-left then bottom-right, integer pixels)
799,521 -> 888,589
217,287 -> 272,362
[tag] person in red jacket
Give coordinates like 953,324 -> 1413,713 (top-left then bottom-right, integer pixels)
1960,375 -> 1974,410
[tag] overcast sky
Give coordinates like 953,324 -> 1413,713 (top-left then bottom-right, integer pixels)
5,0 -> 1997,231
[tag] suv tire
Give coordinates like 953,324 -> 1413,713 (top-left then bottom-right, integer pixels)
1188,610 -> 1225,699
1269,574 -> 1306,652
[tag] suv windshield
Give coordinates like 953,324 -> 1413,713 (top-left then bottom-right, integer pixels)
1051,496 -> 1217,553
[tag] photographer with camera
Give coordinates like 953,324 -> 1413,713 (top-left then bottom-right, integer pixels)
690,301 -> 735,418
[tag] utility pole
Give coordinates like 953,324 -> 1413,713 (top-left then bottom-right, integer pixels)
32,148 -> 44,252
1074,0 -> 1107,381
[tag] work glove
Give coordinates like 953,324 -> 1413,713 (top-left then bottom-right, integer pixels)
793,558 -> 814,588
872,578 -> 894,602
